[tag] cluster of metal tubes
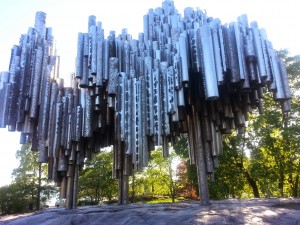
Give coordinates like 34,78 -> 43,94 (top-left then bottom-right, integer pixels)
0,12 -> 81,208
0,0 -> 291,208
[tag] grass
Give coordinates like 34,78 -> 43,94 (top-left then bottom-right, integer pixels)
131,195 -> 189,204
146,197 -> 179,204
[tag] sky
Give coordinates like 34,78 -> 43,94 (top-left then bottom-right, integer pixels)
0,0 -> 299,187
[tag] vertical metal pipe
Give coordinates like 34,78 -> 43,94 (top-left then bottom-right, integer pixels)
29,46 -> 43,119
0,81 -> 10,128
153,59 -> 162,145
224,24 -> 241,84
145,56 -> 154,136
160,62 -> 170,136
72,164 -> 79,209
89,25 -> 97,75
267,42 -> 285,100
96,27 -> 104,87
107,57 -> 119,96
34,11 -> 46,38
199,25 -> 219,100
75,33 -> 84,79
82,89 -> 93,138
251,23 -> 267,79
192,106 -> 210,205
179,33 -> 189,85
210,20 -> 224,85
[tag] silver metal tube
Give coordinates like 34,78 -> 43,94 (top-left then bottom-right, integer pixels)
75,105 -> 82,142
103,40 -> 109,81
83,33 -> 89,57
29,46 -> 43,119
145,56 -> 154,136
116,72 -> 125,140
60,96 -> 68,147
53,102 -> 63,158
124,76 -> 131,154
37,67 -> 51,140
153,59 -> 162,146
244,32 -> 257,83
210,20 -> 224,85
37,140 -> 48,163
251,23 -> 267,79
160,62 -> 170,136
139,75 -> 148,167
268,42 -> 285,100
192,106 -> 209,205
0,80 -> 10,128
179,33 -> 189,84
82,89 -> 93,137
79,56 -> 89,88
259,28 -> 273,84
167,66 -> 176,114
134,79 -> 141,167
278,58 -> 291,99
107,57 -> 119,96
96,28 -> 104,87
232,22 -> 247,80
224,24 -> 240,83
89,25 -> 97,74
204,141 -> 214,173
75,33 -> 84,79
200,25 -> 219,100
34,11 -> 46,38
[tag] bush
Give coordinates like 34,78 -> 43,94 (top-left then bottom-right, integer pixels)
0,183 -> 29,214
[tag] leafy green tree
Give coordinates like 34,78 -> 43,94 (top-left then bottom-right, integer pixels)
211,50 -> 300,199
244,50 -> 300,198
13,144 -> 57,209
168,51 -> 300,200
0,144 -> 57,214
12,144 -> 54,210
0,183 -> 28,214
78,150 -> 118,204
213,133 -> 258,199
132,147 -> 183,202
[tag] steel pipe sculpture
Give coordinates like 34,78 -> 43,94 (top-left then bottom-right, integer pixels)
0,0 -> 291,208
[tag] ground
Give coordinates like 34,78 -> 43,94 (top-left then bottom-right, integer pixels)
1,198 -> 300,225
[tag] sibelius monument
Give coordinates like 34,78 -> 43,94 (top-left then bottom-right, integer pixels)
0,0 -> 291,209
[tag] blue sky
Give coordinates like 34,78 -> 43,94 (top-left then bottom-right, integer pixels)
0,0 -> 299,186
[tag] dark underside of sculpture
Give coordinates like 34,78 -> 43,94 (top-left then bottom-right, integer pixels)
0,0 -> 291,209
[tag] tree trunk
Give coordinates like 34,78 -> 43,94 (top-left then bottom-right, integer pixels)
236,161 -> 260,198
171,192 -> 175,203
243,170 -> 260,198
293,175 -> 299,197
95,188 -> 99,203
236,133 -> 260,198
279,171 -> 284,197
36,163 -> 41,210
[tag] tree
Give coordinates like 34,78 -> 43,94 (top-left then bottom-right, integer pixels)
12,144 -> 57,209
0,183 -> 28,214
175,161 -> 199,199
174,137 -> 199,199
247,51 -> 300,198
212,50 -> 300,199
0,144 -> 57,214
218,133 -> 259,198
78,150 -> 118,204
132,147 -> 183,203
